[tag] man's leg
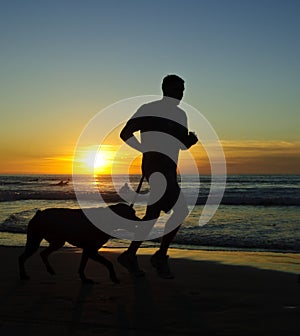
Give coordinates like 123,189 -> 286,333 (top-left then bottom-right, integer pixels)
151,191 -> 189,278
127,205 -> 160,253
118,204 -> 160,276
159,191 -> 189,254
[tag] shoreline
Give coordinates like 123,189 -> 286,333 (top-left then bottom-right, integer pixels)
1,236 -> 300,256
1,237 -> 300,254
1,245 -> 299,275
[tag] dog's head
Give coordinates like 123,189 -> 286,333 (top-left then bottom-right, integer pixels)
109,203 -> 141,221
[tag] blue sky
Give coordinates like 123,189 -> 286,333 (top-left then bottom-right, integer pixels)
0,0 -> 299,173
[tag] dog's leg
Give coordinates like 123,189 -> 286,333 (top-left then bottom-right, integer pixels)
85,249 -> 120,284
78,250 -> 94,284
19,236 -> 42,280
40,241 -> 64,275
19,244 -> 39,280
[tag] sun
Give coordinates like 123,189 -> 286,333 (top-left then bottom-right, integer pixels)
75,147 -> 112,174
84,151 -> 105,170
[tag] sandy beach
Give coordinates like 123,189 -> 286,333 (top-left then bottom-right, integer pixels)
0,246 -> 299,336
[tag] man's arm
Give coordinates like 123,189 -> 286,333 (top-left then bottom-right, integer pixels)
120,118 -> 144,153
181,131 -> 198,149
171,113 -> 198,149
171,108 -> 198,150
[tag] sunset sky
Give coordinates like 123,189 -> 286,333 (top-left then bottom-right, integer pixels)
0,0 -> 299,174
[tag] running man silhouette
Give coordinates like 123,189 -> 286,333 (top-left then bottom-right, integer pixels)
118,74 -> 198,278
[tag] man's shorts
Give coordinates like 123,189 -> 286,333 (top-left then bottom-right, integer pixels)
143,168 -> 182,214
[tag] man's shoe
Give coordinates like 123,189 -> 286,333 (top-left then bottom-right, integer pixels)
117,251 -> 145,277
150,251 -> 174,279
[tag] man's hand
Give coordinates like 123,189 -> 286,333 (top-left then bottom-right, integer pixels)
120,122 -> 144,153
188,131 -> 198,146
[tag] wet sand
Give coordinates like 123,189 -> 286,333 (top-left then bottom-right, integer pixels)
0,246 -> 299,335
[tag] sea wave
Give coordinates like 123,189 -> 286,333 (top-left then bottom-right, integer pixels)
0,209 -> 36,233
1,174 -> 299,252
1,207 -> 299,252
1,190 -> 299,206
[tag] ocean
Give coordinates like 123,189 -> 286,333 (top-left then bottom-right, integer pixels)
0,174 -> 299,252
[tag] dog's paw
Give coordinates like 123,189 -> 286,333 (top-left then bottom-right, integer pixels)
111,276 -> 120,284
81,278 -> 95,285
46,267 -> 56,275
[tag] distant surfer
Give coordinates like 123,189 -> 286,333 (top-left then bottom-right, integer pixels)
51,178 -> 70,186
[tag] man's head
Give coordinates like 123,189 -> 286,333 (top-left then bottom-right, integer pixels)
162,74 -> 185,101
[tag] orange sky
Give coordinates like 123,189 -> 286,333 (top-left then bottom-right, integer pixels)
1,140 -> 299,175
1,2 -> 299,176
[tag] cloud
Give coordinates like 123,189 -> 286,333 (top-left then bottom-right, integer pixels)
221,140 -> 300,174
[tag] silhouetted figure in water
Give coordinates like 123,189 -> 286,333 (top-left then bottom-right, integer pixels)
57,180 -> 68,186
118,74 -> 198,278
52,178 -> 70,186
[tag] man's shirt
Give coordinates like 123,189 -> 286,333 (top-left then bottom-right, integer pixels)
121,98 -> 191,174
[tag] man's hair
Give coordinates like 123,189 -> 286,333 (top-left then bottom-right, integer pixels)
162,74 -> 185,95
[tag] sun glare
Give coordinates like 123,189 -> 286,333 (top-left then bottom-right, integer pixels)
76,147 -> 113,174
85,152 -> 105,169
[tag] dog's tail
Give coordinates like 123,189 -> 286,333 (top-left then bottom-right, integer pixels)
27,210 -> 42,231
26,210 -> 43,247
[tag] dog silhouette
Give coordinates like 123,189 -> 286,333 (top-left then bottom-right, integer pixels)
19,203 -> 140,284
